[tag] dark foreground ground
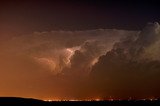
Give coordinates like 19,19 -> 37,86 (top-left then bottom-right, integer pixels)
0,97 -> 160,106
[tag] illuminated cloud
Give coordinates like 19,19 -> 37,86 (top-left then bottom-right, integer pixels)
0,29 -> 135,74
1,22 -> 160,99
0,28 -> 137,99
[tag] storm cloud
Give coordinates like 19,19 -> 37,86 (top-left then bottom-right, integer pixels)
0,22 -> 160,100
90,22 -> 160,99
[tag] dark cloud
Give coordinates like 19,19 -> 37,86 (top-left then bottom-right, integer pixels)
90,22 -> 160,99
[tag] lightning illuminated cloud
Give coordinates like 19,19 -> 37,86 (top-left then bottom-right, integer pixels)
0,29 -> 135,74
0,22 -> 160,99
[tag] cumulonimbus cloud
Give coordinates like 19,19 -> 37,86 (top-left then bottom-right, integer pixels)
0,22 -> 160,100
90,22 -> 160,99
0,29 -> 135,74
0,28 -> 137,99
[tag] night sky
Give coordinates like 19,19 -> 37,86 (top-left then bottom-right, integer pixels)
0,0 -> 160,32
0,0 -> 160,100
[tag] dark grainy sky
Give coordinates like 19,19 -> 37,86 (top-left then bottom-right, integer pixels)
0,0 -> 160,33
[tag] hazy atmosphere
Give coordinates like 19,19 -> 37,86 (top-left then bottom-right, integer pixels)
0,0 -> 160,100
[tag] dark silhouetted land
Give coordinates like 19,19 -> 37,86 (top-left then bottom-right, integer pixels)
0,97 -> 160,106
